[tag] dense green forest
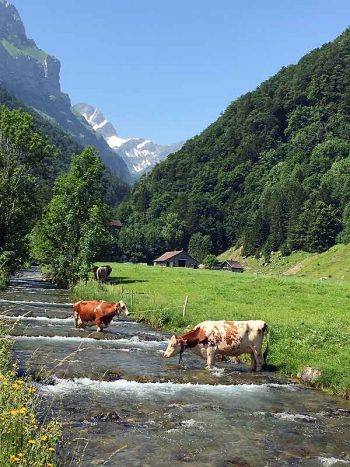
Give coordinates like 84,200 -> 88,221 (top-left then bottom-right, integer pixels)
117,29 -> 350,262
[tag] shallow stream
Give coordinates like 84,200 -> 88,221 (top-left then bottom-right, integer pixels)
1,268 -> 349,466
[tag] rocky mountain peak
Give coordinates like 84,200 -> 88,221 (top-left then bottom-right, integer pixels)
74,103 -> 120,141
0,1 -> 26,44
0,0 -> 66,108
74,102 -> 183,175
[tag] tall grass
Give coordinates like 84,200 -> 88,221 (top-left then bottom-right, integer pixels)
0,325 -> 61,466
73,264 -> 350,398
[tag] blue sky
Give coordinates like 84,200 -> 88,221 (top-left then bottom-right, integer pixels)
12,0 -> 350,145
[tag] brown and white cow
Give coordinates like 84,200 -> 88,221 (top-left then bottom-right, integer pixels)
164,320 -> 269,371
73,300 -> 128,332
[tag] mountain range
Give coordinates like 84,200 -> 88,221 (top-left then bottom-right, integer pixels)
0,0 -> 183,181
74,103 -> 183,175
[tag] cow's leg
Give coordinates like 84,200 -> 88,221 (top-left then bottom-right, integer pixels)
73,312 -> 79,328
255,350 -> 263,372
251,347 -> 263,372
206,347 -> 216,369
95,318 -> 103,332
250,351 -> 257,372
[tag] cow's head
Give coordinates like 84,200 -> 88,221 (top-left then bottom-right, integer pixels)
116,300 -> 129,316
164,335 -> 182,358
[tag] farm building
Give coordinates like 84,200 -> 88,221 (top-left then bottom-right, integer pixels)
220,260 -> 244,273
154,250 -> 199,268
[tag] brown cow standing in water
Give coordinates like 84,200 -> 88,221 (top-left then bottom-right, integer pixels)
73,300 -> 128,332
164,320 -> 269,371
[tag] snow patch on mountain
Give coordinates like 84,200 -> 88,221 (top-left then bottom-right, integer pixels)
74,103 -> 183,175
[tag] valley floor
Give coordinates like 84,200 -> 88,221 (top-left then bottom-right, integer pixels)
73,263 -> 350,398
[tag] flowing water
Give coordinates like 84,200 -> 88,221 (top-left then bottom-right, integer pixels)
1,269 -> 350,466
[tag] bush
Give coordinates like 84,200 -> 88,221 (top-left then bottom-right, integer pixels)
0,270 -> 9,290
203,255 -> 219,269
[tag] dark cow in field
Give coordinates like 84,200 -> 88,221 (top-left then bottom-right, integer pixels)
164,320 -> 269,371
92,265 -> 113,282
73,300 -> 128,332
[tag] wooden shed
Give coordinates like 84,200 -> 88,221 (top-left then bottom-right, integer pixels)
154,250 -> 199,268
220,260 -> 244,273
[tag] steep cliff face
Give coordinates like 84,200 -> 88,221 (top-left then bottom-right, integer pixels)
0,1 -> 130,182
0,1 -> 69,116
74,103 -> 183,175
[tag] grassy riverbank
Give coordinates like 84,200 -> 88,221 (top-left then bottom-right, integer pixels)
73,263 -> 350,398
0,326 -> 61,466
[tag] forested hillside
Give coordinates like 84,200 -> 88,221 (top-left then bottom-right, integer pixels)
118,29 -> 350,262
0,85 -> 129,206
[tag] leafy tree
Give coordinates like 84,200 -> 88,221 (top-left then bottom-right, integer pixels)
118,225 -> 146,263
161,213 -> 185,250
306,201 -> 342,253
0,106 -> 57,273
30,147 -> 112,286
338,203 -> 350,244
188,233 -> 213,263
203,254 -> 219,269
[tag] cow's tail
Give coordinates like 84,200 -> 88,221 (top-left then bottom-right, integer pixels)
262,323 -> 270,364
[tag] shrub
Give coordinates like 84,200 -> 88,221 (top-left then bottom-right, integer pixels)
203,255 -> 219,269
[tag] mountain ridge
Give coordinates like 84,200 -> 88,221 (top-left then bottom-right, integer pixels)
74,103 -> 183,175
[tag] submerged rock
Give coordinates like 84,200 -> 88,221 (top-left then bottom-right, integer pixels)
91,412 -> 121,422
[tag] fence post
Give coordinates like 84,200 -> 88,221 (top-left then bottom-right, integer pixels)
182,295 -> 189,318
131,290 -> 134,306
121,286 -> 124,299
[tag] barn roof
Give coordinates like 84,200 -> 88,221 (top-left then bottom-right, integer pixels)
154,251 -> 184,262
223,260 -> 243,269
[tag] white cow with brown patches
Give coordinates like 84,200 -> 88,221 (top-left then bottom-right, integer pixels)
164,320 -> 269,371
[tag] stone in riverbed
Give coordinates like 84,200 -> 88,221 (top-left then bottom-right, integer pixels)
299,367 -> 322,384
90,412 -> 120,422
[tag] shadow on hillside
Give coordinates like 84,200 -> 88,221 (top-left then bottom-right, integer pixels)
108,277 -> 148,285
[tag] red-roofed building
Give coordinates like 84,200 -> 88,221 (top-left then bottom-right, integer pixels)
154,250 -> 198,268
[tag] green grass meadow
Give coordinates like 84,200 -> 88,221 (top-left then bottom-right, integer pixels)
218,244 -> 350,281
73,263 -> 350,398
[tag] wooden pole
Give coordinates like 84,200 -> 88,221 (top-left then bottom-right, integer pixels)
131,290 -> 134,306
182,295 -> 189,318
